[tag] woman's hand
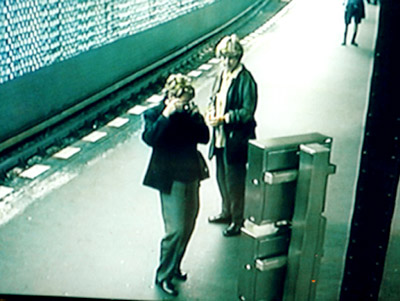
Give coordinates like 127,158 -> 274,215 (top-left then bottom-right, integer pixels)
162,98 -> 180,117
207,114 -> 227,127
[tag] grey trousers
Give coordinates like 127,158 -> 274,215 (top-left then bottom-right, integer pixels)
156,180 -> 199,283
215,148 -> 246,224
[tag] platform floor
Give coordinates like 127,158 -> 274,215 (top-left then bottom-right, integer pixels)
0,0 -> 388,300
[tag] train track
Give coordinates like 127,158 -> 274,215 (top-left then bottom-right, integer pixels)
0,0 -> 290,191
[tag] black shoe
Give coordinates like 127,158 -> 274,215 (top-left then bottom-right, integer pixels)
155,279 -> 178,296
208,213 -> 231,224
351,41 -> 358,47
341,41 -> 346,46
174,271 -> 187,281
223,223 -> 242,237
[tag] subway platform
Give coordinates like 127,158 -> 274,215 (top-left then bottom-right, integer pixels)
0,0 -> 389,300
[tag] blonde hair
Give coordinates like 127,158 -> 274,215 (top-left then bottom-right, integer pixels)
163,73 -> 195,99
215,34 -> 243,60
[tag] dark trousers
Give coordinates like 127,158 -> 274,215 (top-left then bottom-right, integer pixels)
156,180 -> 199,283
215,148 -> 246,224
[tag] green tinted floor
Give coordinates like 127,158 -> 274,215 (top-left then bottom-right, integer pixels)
0,0 -> 385,300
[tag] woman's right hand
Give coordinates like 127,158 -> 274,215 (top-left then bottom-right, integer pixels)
207,115 -> 225,127
205,109 -> 214,126
162,98 -> 179,117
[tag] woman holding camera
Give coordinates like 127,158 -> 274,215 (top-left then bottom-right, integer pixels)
142,74 -> 209,296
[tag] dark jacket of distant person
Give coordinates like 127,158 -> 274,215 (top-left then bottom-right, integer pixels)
208,66 -> 257,164
142,102 -> 209,193
345,0 -> 365,23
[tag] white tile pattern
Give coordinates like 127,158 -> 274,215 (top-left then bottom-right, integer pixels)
82,131 -> 107,142
19,164 -> 51,179
107,117 -> 129,128
0,186 -> 13,200
53,147 -> 81,159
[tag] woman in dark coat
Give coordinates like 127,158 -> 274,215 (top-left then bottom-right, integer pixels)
206,34 -> 258,237
142,74 -> 209,296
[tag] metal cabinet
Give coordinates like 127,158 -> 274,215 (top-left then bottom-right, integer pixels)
244,133 -> 332,225
283,143 -> 336,301
239,221 -> 290,301
238,133 -> 335,301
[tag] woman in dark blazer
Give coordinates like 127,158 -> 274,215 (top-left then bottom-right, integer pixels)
206,34 -> 258,237
142,74 -> 209,296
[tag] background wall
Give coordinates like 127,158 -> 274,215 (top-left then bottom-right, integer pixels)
0,0 -> 256,145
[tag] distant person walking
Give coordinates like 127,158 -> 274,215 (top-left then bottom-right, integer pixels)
342,0 -> 366,46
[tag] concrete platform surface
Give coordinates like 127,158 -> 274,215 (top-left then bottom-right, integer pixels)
0,0 -> 388,300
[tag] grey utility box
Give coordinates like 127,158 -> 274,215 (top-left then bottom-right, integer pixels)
244,133 -> 332,225
238,221 -> 290,301
238,133 -> 335,301
283,143 -> 336,301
